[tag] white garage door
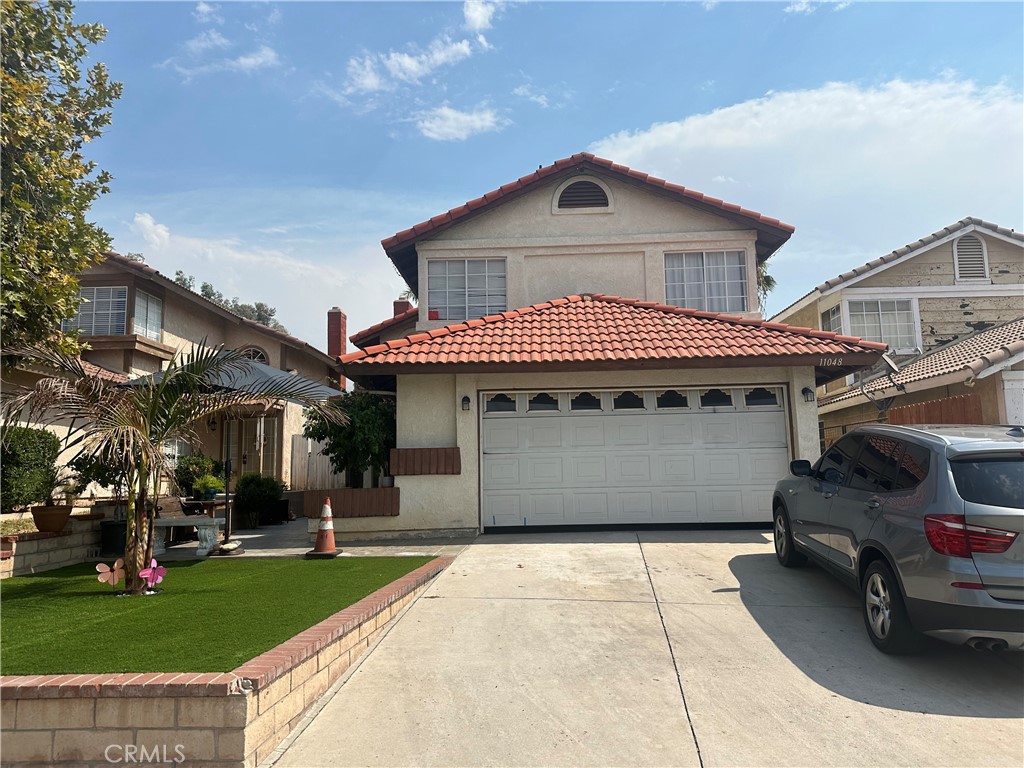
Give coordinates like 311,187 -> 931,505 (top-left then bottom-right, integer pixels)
481,387 -> 790,527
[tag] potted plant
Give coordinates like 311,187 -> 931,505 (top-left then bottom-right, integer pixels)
29,465 -> 76,533
192,474 -> 225,500
173,453 -> 214,497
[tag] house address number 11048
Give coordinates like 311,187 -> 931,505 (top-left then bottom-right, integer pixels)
819,357 -> 844,366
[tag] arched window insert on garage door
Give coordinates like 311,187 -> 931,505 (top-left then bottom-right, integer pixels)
570,392 -> 602,411
485,393 -> 517,413
528,392 -> 559,412
656,390 -> 689,409
699,388 -> 733,409
613,391 -> 645,410
744,387 -> 781,408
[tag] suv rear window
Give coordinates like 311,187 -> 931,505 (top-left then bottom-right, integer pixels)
950,457 -> 1024,509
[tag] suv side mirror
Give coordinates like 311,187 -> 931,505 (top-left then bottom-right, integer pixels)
790,460 -> 813,477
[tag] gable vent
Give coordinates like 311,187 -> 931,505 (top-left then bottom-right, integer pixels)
955,235 -> 988,279
558,181 -> 609,209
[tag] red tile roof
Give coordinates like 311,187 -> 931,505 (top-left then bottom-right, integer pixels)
340,295 -> 885,376
80,359 -> 129,383
349,306 -> 419,347
820,316 -> 1024,407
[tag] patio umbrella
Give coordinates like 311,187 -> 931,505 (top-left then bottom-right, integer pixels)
123,354 -> 344,554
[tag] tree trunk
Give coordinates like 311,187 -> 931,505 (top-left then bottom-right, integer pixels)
125,485 -> 148,594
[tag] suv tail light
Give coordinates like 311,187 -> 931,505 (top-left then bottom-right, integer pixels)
924,514 -> 1018,558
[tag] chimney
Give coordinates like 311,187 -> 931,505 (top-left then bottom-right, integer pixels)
393,299 -> 412,317
327,307 -> 346,389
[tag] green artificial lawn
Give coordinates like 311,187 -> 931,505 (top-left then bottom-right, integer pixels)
0,556 -> 434,675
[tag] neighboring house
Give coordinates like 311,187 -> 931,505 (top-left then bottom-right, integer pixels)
340,152 -> 884,535
816,317 -> 1024,446
46,252 -> 344,490
770,217 -> 1024,437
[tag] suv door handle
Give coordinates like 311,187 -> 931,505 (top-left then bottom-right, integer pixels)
865,499 -> 881,510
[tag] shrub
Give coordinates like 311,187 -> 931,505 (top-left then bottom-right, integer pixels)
1,427 -> 61,513
233,473 -> 283,530
173,454 -> 214,496
193,474 -> 225,495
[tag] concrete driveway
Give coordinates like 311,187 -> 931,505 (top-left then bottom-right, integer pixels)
272,531 -> 1024,767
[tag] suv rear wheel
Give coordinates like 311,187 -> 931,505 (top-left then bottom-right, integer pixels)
773,505 -> 806,568
862,560 -> 920,654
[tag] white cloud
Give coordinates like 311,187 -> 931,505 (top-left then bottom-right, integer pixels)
513,84 -> 549,108
344,36 -> 474,94
193,1 -> 222,24
164,45 -> 281,80
711,175 -> 736,184
702,0 -> 719,9
589,78 -> 1023,316
415,105 -> 508,141
133,213 -> 170,249
784,0 -> 851,12
464,0 -> 503,32
184,29 -> 231,55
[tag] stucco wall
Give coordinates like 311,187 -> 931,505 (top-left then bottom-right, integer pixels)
414,175 -> 762,326
336,366 -> 819,534
854,233 -> 1023,289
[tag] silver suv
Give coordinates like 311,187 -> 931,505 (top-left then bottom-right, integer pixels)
772,424 -> 1023,654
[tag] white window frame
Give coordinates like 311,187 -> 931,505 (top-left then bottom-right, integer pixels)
841,297 -> 922,354
133,290 -> 162,341
63,285 -> 128,336
665,250 -> 748,313
821,304 -> 842,333
953,235 -> 991,284
551,176 -> 615,215
426,258 -> 506,322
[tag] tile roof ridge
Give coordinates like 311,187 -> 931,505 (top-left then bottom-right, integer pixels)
381,153 -> 795,252
592,294 -> 888,350
350,306 -> 419,344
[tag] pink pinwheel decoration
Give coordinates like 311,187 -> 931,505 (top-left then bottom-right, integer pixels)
96,559 -> 125,589
138,558 -> 167,588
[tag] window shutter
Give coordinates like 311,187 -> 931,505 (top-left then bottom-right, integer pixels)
557,181 -> 608,209
955,235 -> 987,279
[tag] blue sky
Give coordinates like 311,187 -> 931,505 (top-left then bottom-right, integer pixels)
77,1 -> 1024,351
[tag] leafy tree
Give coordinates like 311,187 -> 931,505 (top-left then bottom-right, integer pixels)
2,345 -> 345,594
1,0 -> 122,356
757,259 -> 777,311
173,271 -> 289,333
304,392 -> 395,487
0,426 -> 60,513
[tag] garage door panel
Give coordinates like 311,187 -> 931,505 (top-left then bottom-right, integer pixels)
525,421 -> 563,449
701,452 -> 742,483
746,451 -> 790,484
530,493 -> 567,524
658,453 -> 697,484
660,491 -> 699,522
568,420 -> 606,447
656,420 -> 695,446
484,493 -> 522,527
482,456 -> 520,487
524,455 -> 565,485
611,454 -> 652,484
572,493 -> 609,522
482,421 -> 520,452
610,419 -> 649,445
745,487 -> 775,521
740,412 -> 788,446
617,491 -> 654,522
701,415 -> 740,444
701,489 -> 745,521
570,455 -> 608,484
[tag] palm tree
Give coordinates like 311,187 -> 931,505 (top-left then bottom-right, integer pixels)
2,344 -> 346,594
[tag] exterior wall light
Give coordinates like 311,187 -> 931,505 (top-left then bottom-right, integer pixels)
461,396 -> 471,411
207,417 -> 218,431
802,387 -> 816,403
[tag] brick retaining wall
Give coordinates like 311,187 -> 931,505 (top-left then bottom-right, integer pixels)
0,557 -> 452,767
0,516 -> 104,580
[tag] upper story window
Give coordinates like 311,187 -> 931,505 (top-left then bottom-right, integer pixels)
821,305 -> 841,333
954,235 -> 990,282
848,299 -> 917,352
63,286 -> 128,336
239,347 -> 268,363
134,291 -> 162,341
558,181 -> 608,209
665,251 -> 747,313
427,259 -> 506,322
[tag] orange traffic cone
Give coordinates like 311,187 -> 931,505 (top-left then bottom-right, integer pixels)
306,497 -> 340,559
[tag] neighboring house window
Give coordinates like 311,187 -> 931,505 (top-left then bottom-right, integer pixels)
954,235 -> 989,282
427,259 -> 506,321
62,286 -> 128,336
557,181 -> 608,209
847,299 -> 917,352
240,347 -> 268,363
665,251 -> 747,313
134,291 -> 162,341
161,437 -> 191,470
821,305 -> 842,333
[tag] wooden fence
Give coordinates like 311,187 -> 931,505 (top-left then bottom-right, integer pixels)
888,393 -> 983,425
290,436 -> 346,491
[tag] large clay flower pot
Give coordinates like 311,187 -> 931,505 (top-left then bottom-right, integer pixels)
29,505 -> 73,533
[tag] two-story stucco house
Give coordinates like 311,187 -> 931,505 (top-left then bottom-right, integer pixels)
340,153 -> 885,536
770,218 -> 1024,441
58,252 -> 344,489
